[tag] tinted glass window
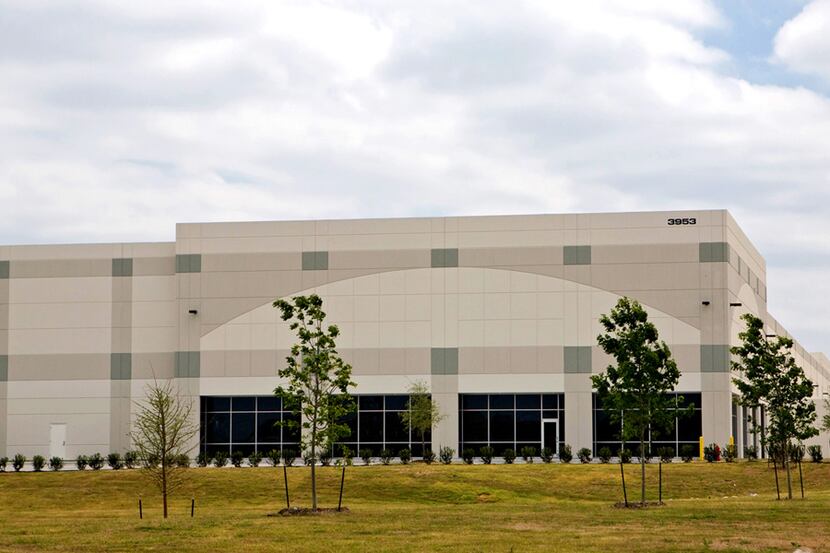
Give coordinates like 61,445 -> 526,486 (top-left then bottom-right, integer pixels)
542,394 -> 558,410
257,412 -> 281,443
385,395 -> 409,411
516,394 -> 540,409
204,397 -> 230,412
516,410 -> 541,441
490,395 -> 514,410
462,411 -> 488,442
205,413 -> 230,443
385,412 -> 409,442
232,397 -> 256,411
359,412 -> 384,442
489,411 -> 514,441
232,413 -> 255,443
257,396 -> 281,411
462,395 -> 487,410
360,395 -> 383,410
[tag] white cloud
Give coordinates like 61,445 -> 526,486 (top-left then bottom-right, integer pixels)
0,0 -> 829,351
774,0 -> 830,80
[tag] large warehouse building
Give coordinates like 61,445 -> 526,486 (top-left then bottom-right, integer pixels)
1,210 -> 828,461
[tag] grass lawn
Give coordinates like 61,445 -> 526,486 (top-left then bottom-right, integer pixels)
1,461 -> 829,552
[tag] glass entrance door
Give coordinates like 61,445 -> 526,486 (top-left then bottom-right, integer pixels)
542,419 -> 558,455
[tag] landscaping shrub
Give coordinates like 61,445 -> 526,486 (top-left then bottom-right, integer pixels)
107,452 -> 123,470
124,451 -> 139,469
598,447 -> 612,464
49,456 -> 63,471
231,451 -> 245,467
340,446 -> 354,466
399,448 -> 412,465
619,448 -> 632,464
723,444 -> 737,463
703,443 -> 721,463
213,450 -> 229,467
422,448 -> 436,464
0,457 -> 7,472
744,445 -> 758,461
76,455 -> 89,471
196,452 -> 211,467
658,447 -> 674,463
480,446 -> 494,465
680,444 -> 696,463
540,447 -> 554,464
264,450 -> 280,467
503,448 -> 516,464
282,449 -> 296,467
247,452 -> 262,467
559,444 -> 573,464
577,447 -> 592,464
439,446 -> 454,465
808,445 -> 822,463
32,455 -> 46,472
790,444 -> 806,463
88,453 -> 104,470
12,454 -> 26,472
175,454 -> 190,468
461,448 -> 475,465
380,449 -> 394,465
303,452 -> 315,466
521,446 -> 537,463
319,449 -> 332,466
360,448 -> 373,466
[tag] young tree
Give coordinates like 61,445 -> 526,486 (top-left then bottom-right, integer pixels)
400,380 -> 445,458
592,297 -> 682,506
731,313 -> 818,500
273,294 -> 356,511
131,379 -> 198,519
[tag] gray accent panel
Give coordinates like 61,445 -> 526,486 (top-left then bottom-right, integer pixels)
302,251 -> 329,271
175,351 -> 200,378
564,346 -> 592,374
431,248 -> 459,268
0,355 -> 6,381
110,353 -> 132,380
112,258 -> 133,277
431,347 -> 459,375
701,345 -> 730,372
0,261 -> 8,279
563,246 -> 591,265
699,242 -> 729,263
176,254 -> 202,273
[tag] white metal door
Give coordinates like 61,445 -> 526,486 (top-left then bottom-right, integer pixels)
542,419 -> 558,455
49,423 -> 66,459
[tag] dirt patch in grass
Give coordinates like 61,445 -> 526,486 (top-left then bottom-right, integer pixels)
613,501 -> 665,509
268,507 -> 351,517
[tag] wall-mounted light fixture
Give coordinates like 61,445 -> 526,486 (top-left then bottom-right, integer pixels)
188,309 -> 199,315
701,301 -> 710,306
729,302 -> 742,307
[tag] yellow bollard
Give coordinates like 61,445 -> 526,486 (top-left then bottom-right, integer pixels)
699,436 -> 704,460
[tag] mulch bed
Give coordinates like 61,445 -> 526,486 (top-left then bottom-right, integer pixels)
267,507 -> 350,517
613,501 -> 665,509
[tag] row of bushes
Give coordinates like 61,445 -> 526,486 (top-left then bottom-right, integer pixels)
701,443 -> 823,463
0,451 -> 188,472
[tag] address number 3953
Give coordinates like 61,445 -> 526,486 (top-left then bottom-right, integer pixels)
667,218 -> 696,225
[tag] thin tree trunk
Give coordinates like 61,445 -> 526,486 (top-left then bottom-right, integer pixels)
772,456 -> 781,500
421,430 -> 425,460
658,461 -> 662,504
798,459 -> 804,499
620,460 -> 628,507
640,437 -> 646,506
785,445 -> 793,500
162,463 -> 168,518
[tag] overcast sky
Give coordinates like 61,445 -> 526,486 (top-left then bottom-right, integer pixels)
1,0 -> 829,352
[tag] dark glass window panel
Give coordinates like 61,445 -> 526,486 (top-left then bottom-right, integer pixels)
677,411 -> 702,441
516,443 -> 542,455
257,396 -> 281,411
543,420 -> 559,451
516,410 -> 541,441
284,413 -> 301,443
492,443 -> 513,456
489,411 -> 514,441
359,411 -> 384,442
462,394 -> 488,410
677,393 -> 701,409
205,443 -> 230,456
411,442 -> 432,457
385,395 -> 409,411
256,443 -> 280,455
542,410 -> 558,419
232,397 -> 255,411
232,413 -> 255,443
652,418 -> 676,441
385,443 -> 409,455
231,444 -> 255,456
385,412 -> 409,442
338,411 -> 357,441
205,413 -> 230,443
257,412 -> 281,443
204,397 -> 230,412
516,394 -> 541,409
334,443 -> 358,457
490,395 -> 514,410
542,394 -> 557,410
462,411 -> 488,442
360,395 -> 383,410
595,409 -> 621,442
558,413 -> 566,441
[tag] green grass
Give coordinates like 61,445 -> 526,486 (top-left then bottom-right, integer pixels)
1,461 -> 829,552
